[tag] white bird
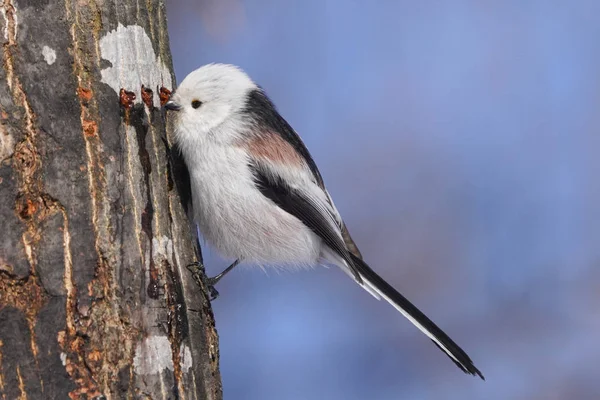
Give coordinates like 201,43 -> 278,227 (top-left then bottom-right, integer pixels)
165,63 -> 483,379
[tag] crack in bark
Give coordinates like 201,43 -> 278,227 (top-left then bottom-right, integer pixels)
64,4 -> 105,397
126,105 -> 161,302
15,366 -> 26,400
64,2 -> 142,398
147,123 -> 183,398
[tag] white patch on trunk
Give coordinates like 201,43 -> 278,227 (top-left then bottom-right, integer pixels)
152,235 -> 174,265
180,344 -> 193,372
133,336 -> 194,376
42,45 -> 56,65
99,24 -> 173,107
0,129 -> 14,162
133,335 -> 174,375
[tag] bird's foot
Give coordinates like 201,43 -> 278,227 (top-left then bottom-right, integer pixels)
186,261 -> 220,301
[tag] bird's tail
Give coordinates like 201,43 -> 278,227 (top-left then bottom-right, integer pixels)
349,253 -> 484,380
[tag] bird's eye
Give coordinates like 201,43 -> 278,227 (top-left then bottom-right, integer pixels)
191,99 -> 202,109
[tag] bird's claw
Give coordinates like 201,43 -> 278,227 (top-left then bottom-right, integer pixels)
186,261 -> 220,301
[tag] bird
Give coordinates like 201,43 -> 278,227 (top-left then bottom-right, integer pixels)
164,63 -> 483,379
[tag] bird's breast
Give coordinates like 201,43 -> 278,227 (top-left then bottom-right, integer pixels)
186,144 -> 320,264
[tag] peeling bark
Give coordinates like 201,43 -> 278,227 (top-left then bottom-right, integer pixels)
0,1 -> 222,399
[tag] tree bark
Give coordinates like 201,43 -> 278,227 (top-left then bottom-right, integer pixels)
0,1 -> 222,399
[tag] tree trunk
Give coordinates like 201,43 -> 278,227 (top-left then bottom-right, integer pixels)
0,1 -> 222,399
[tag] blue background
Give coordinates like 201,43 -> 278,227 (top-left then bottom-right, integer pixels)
167,1 -> 600,399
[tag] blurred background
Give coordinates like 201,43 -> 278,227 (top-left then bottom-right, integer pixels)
166,1 -> 600,399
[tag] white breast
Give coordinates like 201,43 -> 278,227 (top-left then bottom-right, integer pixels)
183,136 -> 322,267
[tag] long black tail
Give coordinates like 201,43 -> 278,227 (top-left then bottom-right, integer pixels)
349,254 -> 484,379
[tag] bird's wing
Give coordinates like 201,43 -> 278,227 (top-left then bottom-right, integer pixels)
324,188 -> 363,259
241,87 -> 362,258
247,157 -> 363,283
242,88 -> 367,253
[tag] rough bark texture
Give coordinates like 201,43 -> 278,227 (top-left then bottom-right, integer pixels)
0,1 -> 222,399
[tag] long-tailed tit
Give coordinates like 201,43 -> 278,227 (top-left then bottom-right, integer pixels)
165,63 -> 483,379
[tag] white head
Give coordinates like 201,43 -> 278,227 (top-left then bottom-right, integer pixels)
166,63 -> 258,145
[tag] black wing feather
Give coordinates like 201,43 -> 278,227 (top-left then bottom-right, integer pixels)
249,161 -> 362,283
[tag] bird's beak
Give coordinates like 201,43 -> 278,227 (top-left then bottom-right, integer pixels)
164,100 -> 182,111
